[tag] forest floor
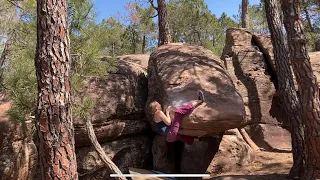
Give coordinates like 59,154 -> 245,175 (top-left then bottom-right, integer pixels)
207,151 -> 293,180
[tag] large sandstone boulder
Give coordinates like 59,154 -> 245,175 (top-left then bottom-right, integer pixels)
146,43 -> 246,137
221,28 -> 291,152
0,96 -> 37,180
76,135 -> 153,180
221,28 -> 277,125
74,58 -> 151,147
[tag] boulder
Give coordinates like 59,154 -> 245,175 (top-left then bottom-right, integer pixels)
251,124 -> 291,152
117,54 -> 150,69
74,59 -> 150,147
76,135 -> 153,179
221,28 -> 277,126
146,43 -> 246,137
0,96 -> 37,180
221,28 -> 292,152
206,129 -> 253,174
252,34 -> 276,74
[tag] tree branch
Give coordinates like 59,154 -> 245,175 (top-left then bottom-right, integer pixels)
238,128 -> 260,152
148,0 -> 158,10
149,13 -> 158,18
6,0 -> 27,12
85,118 -> 127,180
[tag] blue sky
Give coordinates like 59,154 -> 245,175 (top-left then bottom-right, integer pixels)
94,0 -> 261,23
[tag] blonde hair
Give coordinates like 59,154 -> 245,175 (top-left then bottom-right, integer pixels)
150,101 -> 160,114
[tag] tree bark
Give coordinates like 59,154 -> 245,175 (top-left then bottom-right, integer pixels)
35,0 -> 78,179
142,35 -> 146,54
85,119 -> 126,180
0,40 -> 9,80
265,0 -> 305,178
281,0 -> 320,179
157,0 -> 171,46
241,0 -> 249,28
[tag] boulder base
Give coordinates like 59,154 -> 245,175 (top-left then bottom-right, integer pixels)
76,135 -> 153,179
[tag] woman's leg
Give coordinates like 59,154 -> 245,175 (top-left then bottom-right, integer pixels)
167,90 -> 205,143
176,134 -> 194,145
167,103 -> 199,142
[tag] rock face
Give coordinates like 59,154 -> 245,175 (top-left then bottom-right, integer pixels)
77,135 -> 153,179
221,28 -> 277,126
74,58 -> 150,147
251,124 -> 292,152
152,136 -> 177,173
0,97 -> 37,180
206,129 -> 253,174
180,136 -> 222,173
152,130 -> 253,174
221,28 -> 291,152
146,43 -> 246,137
73,55 -> 154,179
117,54 -> 150,69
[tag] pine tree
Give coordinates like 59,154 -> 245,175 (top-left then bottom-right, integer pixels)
35,0 -> 78,178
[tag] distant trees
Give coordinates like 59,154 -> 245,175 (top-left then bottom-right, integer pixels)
167,0 -> 237,54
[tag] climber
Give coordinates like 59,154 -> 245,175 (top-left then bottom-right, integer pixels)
150,90 -> 205,145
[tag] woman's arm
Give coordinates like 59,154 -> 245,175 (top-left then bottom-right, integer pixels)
158,109 -> 171,126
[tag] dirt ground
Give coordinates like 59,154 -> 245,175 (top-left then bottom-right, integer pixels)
207,151 -> 293,180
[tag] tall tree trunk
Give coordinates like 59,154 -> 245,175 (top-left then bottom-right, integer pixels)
241,0 -> 249,28
142,35 -> 146,54
35,0 -> 78,179
265,0 -> 305,178
281,0 -> 320,179
157,0 -> 171,46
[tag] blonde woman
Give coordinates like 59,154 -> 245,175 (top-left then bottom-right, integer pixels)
150,90 -> 204,145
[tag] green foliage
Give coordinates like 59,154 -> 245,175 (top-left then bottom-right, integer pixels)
248,3 -> 269,34
2,2 -> 37,122
1,0 -> 114,124
233,1 -> 269,34
167,0 -> 238,55
72,95 -> 95,119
